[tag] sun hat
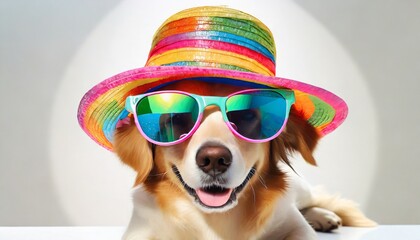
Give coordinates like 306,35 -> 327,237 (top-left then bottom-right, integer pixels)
77,6 -> 348,151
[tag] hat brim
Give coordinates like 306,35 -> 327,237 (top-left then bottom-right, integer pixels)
78,66 -> 348,150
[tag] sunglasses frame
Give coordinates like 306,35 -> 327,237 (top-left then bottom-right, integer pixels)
125,88 -> 295,146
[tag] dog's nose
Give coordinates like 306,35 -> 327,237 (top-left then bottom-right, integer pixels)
196,145 -> 232,176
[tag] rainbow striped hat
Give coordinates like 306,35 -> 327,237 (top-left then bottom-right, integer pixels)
78,6 -> 348,150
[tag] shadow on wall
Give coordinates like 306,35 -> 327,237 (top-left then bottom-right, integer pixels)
0,0 -> 121,225
296,0 -> 420,224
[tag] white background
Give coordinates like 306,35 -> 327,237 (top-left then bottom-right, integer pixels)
1,0 -> 419,226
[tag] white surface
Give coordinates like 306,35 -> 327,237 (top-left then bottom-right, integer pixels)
0,227 -> 125,240
317,226 -> 420,240
1,226 -> 419,240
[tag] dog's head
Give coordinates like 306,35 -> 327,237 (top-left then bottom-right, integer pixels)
114,81 -> 319,213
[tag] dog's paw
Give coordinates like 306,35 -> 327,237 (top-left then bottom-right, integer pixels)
301,207 -> 342,232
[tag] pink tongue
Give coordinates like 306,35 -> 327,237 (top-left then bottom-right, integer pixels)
196,188 -> 233,207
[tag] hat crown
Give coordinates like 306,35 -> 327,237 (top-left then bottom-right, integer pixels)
146,6 -> 276,76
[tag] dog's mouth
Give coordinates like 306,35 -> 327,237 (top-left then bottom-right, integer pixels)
172,166 -> 256,209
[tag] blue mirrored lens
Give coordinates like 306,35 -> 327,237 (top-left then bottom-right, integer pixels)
136,93 -> 199,142
226,90 -> 286,139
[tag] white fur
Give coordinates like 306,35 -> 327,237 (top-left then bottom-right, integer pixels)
123,163 -> 322,240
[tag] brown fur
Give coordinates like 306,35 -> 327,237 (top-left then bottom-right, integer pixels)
114,117 -> 154,186
277,110 -> 320,166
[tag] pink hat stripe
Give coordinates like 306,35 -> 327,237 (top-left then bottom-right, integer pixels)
149,39 -> 275,74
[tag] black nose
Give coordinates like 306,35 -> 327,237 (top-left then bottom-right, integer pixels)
196,144 -> 232,176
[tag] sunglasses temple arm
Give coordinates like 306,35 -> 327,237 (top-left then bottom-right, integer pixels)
125,96 -> 135,113
281,90 -> 295,104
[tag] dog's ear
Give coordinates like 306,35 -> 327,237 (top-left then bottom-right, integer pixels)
113,116 -> 153,186
273,111 -> 320,166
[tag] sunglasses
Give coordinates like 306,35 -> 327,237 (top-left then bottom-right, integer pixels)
125,89 -> 295,146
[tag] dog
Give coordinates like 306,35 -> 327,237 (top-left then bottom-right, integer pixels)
113,80 -> 376,240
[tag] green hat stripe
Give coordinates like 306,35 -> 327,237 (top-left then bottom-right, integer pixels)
308,95 -> 335,127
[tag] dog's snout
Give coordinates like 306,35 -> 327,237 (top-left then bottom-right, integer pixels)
196,145 -> 232,175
